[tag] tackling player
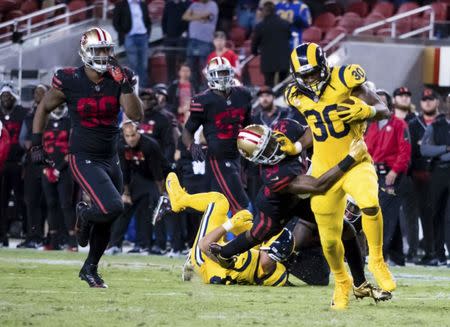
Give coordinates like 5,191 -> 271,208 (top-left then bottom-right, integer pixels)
280,42 -> 395,308
182,57 -> 251,214
31,27 -> 143,288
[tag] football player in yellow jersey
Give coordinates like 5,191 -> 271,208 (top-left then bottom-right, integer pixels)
163,172 -> 289,286
279,42 -> 396,309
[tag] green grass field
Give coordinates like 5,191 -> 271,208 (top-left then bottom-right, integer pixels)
0,249 -> 449,327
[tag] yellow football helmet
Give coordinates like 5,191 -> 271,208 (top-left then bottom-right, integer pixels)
290,42 -> 330,99
79,27 -> 115,73
237,124 -> 285,165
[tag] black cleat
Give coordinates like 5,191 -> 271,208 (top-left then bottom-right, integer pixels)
208,243 -> 236,269
75,202 -> 92,247
79,264 -> 108,288
152,195 -> 172,225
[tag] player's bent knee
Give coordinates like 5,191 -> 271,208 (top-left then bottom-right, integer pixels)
361,206 -> 379,217
104,200 -> 124,221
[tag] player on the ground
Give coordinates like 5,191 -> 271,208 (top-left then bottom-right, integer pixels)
182,57 -> 251,214
31,27 -> 143,288
280,42 -> 395,309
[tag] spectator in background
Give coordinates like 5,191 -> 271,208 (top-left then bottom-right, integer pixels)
18,85 -> 48,249
206,31 -> 240,78
365,89 -> 411,266
0,121 -> 10,175
216,0 -> 237,33
252,2 -> 291,87
182,0 -> 219,91
113,0 -> 151,87
168,63 -> 195,125
393,87 -> 416,122
138,88 -> 176,163
41,104 -> 76,251
162,0 -> 191,83
237,0 -> 259,34
0,85 -> 27,248
107,121 -> 166,255
275,0 -> 312,49
420,93 -> 450,267
408,88 -> 441,266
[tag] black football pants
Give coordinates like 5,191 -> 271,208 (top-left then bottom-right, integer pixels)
207,156 -> 250,214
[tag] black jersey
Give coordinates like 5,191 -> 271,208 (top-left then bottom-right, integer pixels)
0,105 -> 28,162
52,66 -> 135,158
251,105 -> 306,127
138,109 -> 174,160
43,115 -> 71,169
119,134 -> 167,199
184,87 -> 252,159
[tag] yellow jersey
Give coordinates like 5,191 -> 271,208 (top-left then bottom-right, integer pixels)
285,64 -> 368,177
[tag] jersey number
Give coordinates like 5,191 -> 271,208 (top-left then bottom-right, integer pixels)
76,96 -> 118,128
43,130 -> 69,154
214,108 -> 246,140
303,105 -> 350,142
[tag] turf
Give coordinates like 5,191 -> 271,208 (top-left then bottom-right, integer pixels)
0,249 -> 449,327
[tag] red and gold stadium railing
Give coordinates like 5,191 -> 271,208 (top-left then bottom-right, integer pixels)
0,0 -> 113,48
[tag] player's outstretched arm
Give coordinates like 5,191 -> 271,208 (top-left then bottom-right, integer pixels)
351,83 -> 390,121
120,92 -> 143,121
284,139 -> 367,194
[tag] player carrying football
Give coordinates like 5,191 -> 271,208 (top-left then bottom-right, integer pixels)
279,42 -> 395,309
31,27 -> 143,288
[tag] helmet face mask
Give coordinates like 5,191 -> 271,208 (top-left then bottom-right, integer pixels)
205,57 -> 235,92
237,124 -> 286,165
79,28 -> 115,73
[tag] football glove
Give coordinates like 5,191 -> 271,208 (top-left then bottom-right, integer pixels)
226,209 -> 253,235
189,143 -> 205,162
349,138 -> 369,163
43,167 -> 60,183
337,96 -> 376,123
274,131 -> 301,155
107,56 -> 127,84
30,145 -> 45,164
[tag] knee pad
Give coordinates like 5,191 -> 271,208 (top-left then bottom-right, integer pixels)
361,206 -> 379,217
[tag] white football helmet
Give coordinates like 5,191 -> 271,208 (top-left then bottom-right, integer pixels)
79,27 -> 115,73
237,124 -> 286,165
205,56 -> 235,92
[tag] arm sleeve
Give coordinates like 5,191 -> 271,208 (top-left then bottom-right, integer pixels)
391,123 -> 411,173
184,97 -> 205,134
420,125 -> 447,157
293,3 -> 312,29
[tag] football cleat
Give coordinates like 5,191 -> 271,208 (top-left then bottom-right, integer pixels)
181,254 -> 194,282
208,243 -> 237,269
330,277 -> 353,310
79,264 -> 108,288
152,195 -> 172,225
368,259 -> 396,292
353,281 -> 392,303
165,173 -> 187,213
75,202 -> 92,247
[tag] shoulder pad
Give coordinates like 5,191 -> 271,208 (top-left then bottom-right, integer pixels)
336,64 -> 367,89
284,83 -> 301,107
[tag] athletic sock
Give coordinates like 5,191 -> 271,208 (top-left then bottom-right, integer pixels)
85,222 -> 112,265
362,209 -> 384,261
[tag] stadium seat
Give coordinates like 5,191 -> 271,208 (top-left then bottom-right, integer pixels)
314,12 -> 337,32
423,2 -> 447,21
68,0 -> 87,23
372,1 -> 395,17
337,14 -> 363,33
149,53 -> 167,84
229,26 -> 247,48
0,0 -> 20,14
148,0 -> 164,23
246,56 -> 265,87
347,1 -> 369,17
359,12 -> 387,34
397,2 -> 419,14
322,26 -> 347,44
302,26 -> 322,43
5,10 -> 23,21
20,0 -> 39,15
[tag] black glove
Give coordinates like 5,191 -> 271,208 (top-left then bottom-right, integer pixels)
190,143 -> 205,162
30,145 -> 45,164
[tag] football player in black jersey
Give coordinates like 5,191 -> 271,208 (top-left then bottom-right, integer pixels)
31,27 -> 143,288
41,103 -> 77,251
0,84 -> 28,247
182,57 -> 251,214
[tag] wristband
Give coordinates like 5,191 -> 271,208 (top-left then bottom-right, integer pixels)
368,106 -> 376,118
294,141 -> 303,154
121,80 -> 133,94
31,133 -> 43,146
338,155 -> 356,172
222,220 -> 233,232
